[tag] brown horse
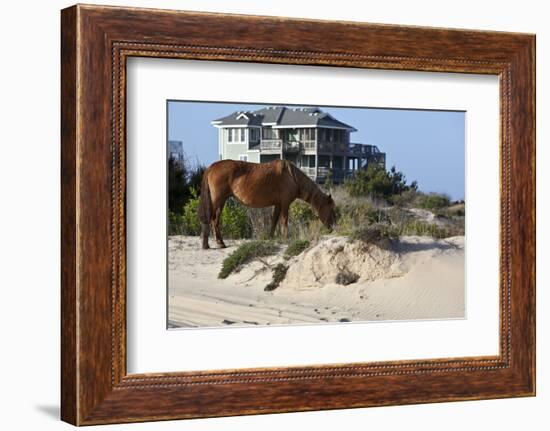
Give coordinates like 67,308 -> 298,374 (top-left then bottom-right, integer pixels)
198,159 -> 336,249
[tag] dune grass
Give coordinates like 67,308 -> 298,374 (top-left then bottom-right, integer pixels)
264,263 -> 289,291
218,241 -> 278,279
284,239 -> 310,259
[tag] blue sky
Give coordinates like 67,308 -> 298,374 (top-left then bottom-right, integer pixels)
168,101 -> 465,200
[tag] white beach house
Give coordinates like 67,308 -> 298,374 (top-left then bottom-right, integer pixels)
211,106 -> 385,183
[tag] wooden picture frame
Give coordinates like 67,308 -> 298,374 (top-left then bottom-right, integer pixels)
61,4 -> 535,425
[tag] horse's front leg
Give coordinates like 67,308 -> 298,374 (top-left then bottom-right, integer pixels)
213,205 -> 226,248
270,205 -> 281,238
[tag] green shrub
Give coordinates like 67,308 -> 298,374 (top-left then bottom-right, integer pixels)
177,193 -> 252,238
434,203 -> 465,218
180,188 -> 201,235
285,239 -> 310,259
289,200 -> 316,225
218,241 -> 278,279
394,220 -> 463,239
168,156 -> 206,215
344,165 -> 417,200
168,211 -> 185,235
265,263 -> 288,291
415,193 -> 451,210
221,199 -> 252,239
335,201 -> 388,236
389,189 -> 418,207
287,200 -> 327,241
349,222 -> 399,244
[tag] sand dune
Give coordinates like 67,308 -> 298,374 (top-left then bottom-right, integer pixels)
168,235 -> 465,328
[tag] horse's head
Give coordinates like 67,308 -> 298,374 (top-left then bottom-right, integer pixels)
319,193 -> 337,231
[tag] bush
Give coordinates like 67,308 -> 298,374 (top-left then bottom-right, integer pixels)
168,211 -> 185,235
348,219 -> 463,242
285,239 -> 310,259
394,220 -> 463,239
218,241 -> 278,279
168,155 -> 206,215
415,193 -> 451,210
175,193 -> 252,238
344,165 -> 417,200
287,200 -> 330,241
168,157 -> 188,214
349,222 -> 398,244
335,201 -> 388,236
289,200 -> 316,225
389,188 -> 418,207
180,188 -> 201,235
221,199 -> 252,239
264,263 -> 288,291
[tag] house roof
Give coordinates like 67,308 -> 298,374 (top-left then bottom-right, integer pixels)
211,106 -> 357,131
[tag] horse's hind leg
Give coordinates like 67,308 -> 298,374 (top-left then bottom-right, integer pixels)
280,205 -> 289,241
213,203 -> 226,248
270,205 -> 281,238
201,222 -> 210,249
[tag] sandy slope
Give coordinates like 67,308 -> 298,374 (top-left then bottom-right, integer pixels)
168,235 -> 464,328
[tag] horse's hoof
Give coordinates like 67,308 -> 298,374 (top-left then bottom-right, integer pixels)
202,244 -> 210,250
217,242 -> 227,249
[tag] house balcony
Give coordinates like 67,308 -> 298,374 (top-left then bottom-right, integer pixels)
348,143 -> 386,168
318,141 -> 347,154
261,139 -> 318,154
260,139 -> 282,154
348,143 -> 380,157
315,167 -> 358,183
283,141 -> 301,153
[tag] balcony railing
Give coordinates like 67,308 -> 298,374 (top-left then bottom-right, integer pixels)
317,141 -> 347,153
300,167 -> 316,179
260,139 -> 282,152
300,140 -> 316,151
297,166 -> 369,182
348,143 -> 380,157
261,140 -> 317,153
258,141 -> 385,164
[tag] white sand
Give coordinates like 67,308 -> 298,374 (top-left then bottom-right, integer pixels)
168,235 -> 465,328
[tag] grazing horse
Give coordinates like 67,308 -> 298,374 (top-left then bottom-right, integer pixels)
198,159 -> 336,249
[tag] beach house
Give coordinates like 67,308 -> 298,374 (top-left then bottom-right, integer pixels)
211,106 -> 385,183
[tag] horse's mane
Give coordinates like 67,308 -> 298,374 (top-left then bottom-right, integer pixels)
283,161 -> 327,207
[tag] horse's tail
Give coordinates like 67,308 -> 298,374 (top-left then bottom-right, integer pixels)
198,169 -> 212,224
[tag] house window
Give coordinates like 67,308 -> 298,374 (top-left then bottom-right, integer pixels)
301,155 -> 315,168
227,128 -> 246,143
262,127 -> 279,140
303,128 -> 314,140
249,128 -> 260,141
239,154 -> 248,161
